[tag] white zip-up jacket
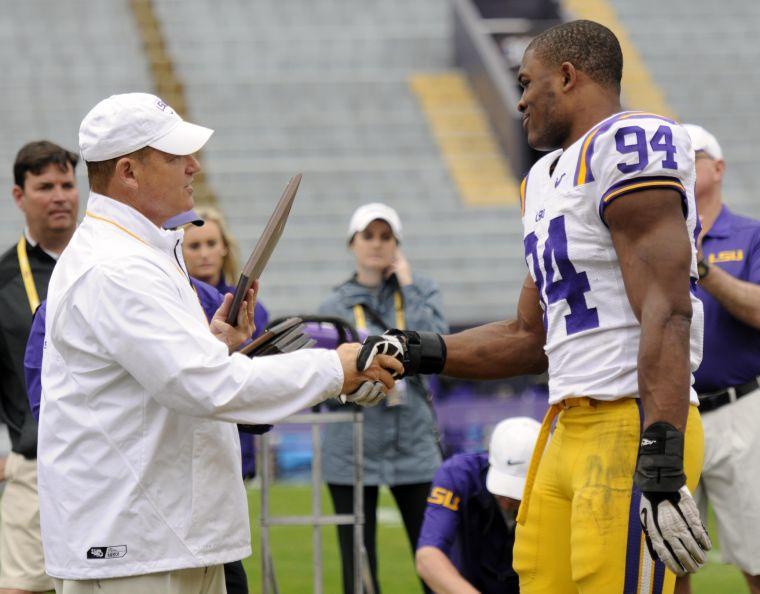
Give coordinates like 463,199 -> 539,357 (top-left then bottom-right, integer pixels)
38,193 -> 344,579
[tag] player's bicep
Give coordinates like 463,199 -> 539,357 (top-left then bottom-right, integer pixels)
606,188 -> 693,321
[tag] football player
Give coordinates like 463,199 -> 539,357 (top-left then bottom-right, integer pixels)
358,20 -> 710,594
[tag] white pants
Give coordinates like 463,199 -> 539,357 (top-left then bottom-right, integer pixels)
53,565 -> 226,594
695,388 -> 760,575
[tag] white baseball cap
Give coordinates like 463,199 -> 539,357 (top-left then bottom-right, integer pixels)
682,124 -> 723,161
486,416 -> 541,499
347,203 -> 403,242
79,93 -> 214,162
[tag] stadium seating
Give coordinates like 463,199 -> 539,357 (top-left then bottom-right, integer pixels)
0,0 -> 152,243
609,0 -> 760,217
152,0 -> 525,324
4,1 -> 753,324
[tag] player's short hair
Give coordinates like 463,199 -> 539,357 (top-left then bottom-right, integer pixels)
13,141 -> 79,188
86,146 -> 152,193
527,20 -> 623,91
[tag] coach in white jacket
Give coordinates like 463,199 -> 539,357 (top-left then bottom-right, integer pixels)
37,93 -> 400,594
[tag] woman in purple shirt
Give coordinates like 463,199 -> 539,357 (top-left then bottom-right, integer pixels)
182,205 -> 270,482
182,205 -> 269,340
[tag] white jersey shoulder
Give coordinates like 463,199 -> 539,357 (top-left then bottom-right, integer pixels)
520,111 -> 702,404
584,112 -> 696,220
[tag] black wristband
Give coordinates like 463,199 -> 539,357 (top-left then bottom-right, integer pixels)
633,421 -> 686,493
386,330 -> 447,376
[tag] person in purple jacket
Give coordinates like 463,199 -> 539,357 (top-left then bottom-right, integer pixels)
181,205 -> 269,481
676,125 -> 760,594
416,417 -> 540,594
24,210 -> 267,594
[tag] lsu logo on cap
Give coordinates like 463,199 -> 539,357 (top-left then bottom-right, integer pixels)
154,99 -> 175,115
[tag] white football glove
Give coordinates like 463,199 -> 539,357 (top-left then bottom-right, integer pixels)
639,485 -> 712,576
339,381 -> 386,407
355,334 -> 405,376
342,334 -> 406,406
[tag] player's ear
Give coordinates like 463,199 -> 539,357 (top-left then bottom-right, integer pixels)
559,62 -> 577,92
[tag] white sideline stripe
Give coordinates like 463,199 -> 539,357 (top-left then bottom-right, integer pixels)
377,507 -> 403,526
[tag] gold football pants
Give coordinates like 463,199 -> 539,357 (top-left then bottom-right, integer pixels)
514,398 -> 703,594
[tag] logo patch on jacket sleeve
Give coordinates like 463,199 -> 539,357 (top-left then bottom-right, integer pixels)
87,545 -> 127,559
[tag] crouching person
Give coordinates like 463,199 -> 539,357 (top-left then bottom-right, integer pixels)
416,417 -> 540,594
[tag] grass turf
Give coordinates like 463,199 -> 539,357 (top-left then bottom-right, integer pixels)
242,484 -> 746,593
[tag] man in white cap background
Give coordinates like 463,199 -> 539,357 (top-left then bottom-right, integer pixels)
675,125 -> 760,594
415,416 -> 540,594
37,93 -> 401,594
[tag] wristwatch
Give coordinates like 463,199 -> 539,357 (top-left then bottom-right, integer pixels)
697,259 -> 710,280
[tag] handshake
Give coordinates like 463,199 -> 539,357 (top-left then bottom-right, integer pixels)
243,321 -> 447,408
337,330 -> 447,407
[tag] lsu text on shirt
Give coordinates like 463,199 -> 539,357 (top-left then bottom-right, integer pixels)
694,206 -> 760,392
417,452 -> 517,593
520,112 -> 703,405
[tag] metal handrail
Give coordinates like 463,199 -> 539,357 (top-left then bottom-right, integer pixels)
260,409 -> 372,594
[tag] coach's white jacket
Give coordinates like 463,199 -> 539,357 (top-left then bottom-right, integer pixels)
38,192 -> 343,580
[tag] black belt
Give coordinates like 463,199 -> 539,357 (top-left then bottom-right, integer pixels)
698,378 -> 759,413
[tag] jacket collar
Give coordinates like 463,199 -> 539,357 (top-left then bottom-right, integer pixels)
337,273 -> 400,306
23,227 -> 60,261
704,205 -> 734,240
85,192 -> 184,252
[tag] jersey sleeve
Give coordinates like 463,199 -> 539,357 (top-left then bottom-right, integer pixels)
416,462 -> 464,554
588,115 -> 695,223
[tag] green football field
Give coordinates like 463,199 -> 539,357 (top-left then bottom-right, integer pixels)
242,484 -> 746,593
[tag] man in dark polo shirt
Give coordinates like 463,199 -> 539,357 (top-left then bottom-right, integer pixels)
677,125 -> 760,594
416,417 -> 540,594
0,141 -> 79,593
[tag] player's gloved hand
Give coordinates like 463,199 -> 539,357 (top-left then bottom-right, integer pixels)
336,344 -> 400,407
342,331 -> 415,406
355,334 -> 405,377
634,422 -> 712,576
339,381 -> 386,407
356,329 -> 447,379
